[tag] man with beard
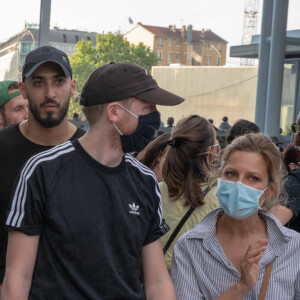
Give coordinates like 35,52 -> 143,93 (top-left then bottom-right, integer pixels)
0,46 -> 85,288
2,62 -> 184,299
0,80 -> 28,130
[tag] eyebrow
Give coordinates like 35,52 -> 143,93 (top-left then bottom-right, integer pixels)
31,74 -> 66,79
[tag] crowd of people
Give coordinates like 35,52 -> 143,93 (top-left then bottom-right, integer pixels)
0,45 -> 299,299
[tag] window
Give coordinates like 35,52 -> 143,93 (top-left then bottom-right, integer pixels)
207,56 -> 211,65
168,39 -> 172,47
167,53 -> 171,61
157,51 -> 163,61
218,43 -> 222,51
176,53 -> 180,62
158,38 -> 163,48
216,57 -> 220,66
87,36 -> 91,41
177,39 -> 181,47
20,42 -> 37,54
75,35 -> 79,43
63,34 -> 67,43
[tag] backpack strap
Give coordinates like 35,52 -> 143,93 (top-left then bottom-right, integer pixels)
163,186 -> 211,255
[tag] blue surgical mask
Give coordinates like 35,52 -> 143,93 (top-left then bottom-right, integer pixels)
216,178 -> 267,220
113,103 -> 161,153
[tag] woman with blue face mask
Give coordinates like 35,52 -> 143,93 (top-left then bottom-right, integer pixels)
171,133 -> 300,300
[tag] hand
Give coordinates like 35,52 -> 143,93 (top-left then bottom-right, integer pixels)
239,239 -> 268,292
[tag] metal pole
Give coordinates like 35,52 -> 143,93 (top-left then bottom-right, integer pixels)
255,0 -> 274,132
264,0 -> 289,137
38,0 -> 51,47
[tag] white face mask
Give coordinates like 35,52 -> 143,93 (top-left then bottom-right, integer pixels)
113,102 -> 138,135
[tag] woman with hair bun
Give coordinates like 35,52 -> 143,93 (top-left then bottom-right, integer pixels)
172,133 -> 300,300
160,115 -> 220,270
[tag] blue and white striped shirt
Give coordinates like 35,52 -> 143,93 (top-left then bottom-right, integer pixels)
171,207 -> 300,300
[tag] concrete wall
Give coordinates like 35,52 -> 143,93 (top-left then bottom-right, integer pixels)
152,66 -> 258,127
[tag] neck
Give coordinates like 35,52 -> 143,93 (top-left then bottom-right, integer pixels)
216,212 -> 267,238
19,116 -> 77,146
78,120 -> 123,167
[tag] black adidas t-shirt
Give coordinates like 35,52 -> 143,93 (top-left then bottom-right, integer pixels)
6,140 -> 169,299
0,123 -> 85,282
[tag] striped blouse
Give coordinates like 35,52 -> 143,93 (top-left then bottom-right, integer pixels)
171,207 -> 300,300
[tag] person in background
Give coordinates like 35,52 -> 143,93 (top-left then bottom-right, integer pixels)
172,133 -> 300,299
270,136 -> 284,153
226,119 -> 260,145
160,115 -> 220,270
0,80 -> 28,129
281,144 -> 300,232
209,119 -> 219,132
218,116 -> 231,132
164,116 -> 175,134
136,133 -> 171,182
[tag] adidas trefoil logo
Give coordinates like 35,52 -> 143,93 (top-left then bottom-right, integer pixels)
129,203 -> 140,215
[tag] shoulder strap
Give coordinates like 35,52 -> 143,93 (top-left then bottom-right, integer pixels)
163,186 -> 211,255
258,262 -> 273,300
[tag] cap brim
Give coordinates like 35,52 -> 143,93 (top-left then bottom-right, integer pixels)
24,60 -> 70,78
135,87 -> 184,106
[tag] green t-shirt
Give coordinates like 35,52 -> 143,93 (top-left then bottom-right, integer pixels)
160,182 -> 219,270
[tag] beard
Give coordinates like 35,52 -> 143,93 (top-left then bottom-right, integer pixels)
28,93 -> 71,128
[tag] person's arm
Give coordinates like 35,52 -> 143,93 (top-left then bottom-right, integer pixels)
1,232 -> 39,300
172,239 -> 267,300
270,205 -> 294,225
142,239 -> 176,300
214,239 -> 268,300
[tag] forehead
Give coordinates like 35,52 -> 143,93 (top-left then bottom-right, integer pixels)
225,151 -> 268,175
5,94 -> 28,107
30,62 -> 66,79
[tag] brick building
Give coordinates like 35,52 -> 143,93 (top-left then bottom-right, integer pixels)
124,23 -> 227,66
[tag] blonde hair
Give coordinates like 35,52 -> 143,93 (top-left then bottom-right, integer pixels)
209,133 -> 286,210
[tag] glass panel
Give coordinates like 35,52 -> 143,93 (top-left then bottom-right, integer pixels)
280,63 -> 297,135
20,42 -> 37,54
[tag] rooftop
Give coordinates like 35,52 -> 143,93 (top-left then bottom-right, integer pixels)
138,23 -> 227,43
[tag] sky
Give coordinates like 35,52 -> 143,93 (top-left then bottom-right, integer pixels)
1,0 -> 300,65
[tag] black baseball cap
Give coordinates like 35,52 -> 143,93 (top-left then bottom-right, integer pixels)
80,62 -> 184,106
22,46 -> 72,81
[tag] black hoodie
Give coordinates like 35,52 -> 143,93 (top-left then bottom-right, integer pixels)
285,168 -> 300,232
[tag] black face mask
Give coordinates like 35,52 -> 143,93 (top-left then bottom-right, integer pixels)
113,104 -> 161,153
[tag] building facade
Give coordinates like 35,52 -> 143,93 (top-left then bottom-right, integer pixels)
124,23 -> 227,66
0,27 -> 98,81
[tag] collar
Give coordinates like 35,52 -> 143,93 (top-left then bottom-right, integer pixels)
186,207 -> 293,263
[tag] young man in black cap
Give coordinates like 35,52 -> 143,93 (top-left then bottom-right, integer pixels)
0,80 -> 28,129
0,46 -> 85,289
2,62 -> 184,299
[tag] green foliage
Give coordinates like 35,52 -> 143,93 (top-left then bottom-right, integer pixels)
68,33 -> 158,119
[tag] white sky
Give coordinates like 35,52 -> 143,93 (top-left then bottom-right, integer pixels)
1,0 -> 300,64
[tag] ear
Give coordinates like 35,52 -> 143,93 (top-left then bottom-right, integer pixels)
70,78 -> 76,97
106,102 -> 120,123
19,82 -> 28,99
0,112 -> 4,129
264,182 -> 276,201
289,162 -> 297,171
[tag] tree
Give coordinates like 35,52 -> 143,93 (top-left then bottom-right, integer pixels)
68,33 -> 158,119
